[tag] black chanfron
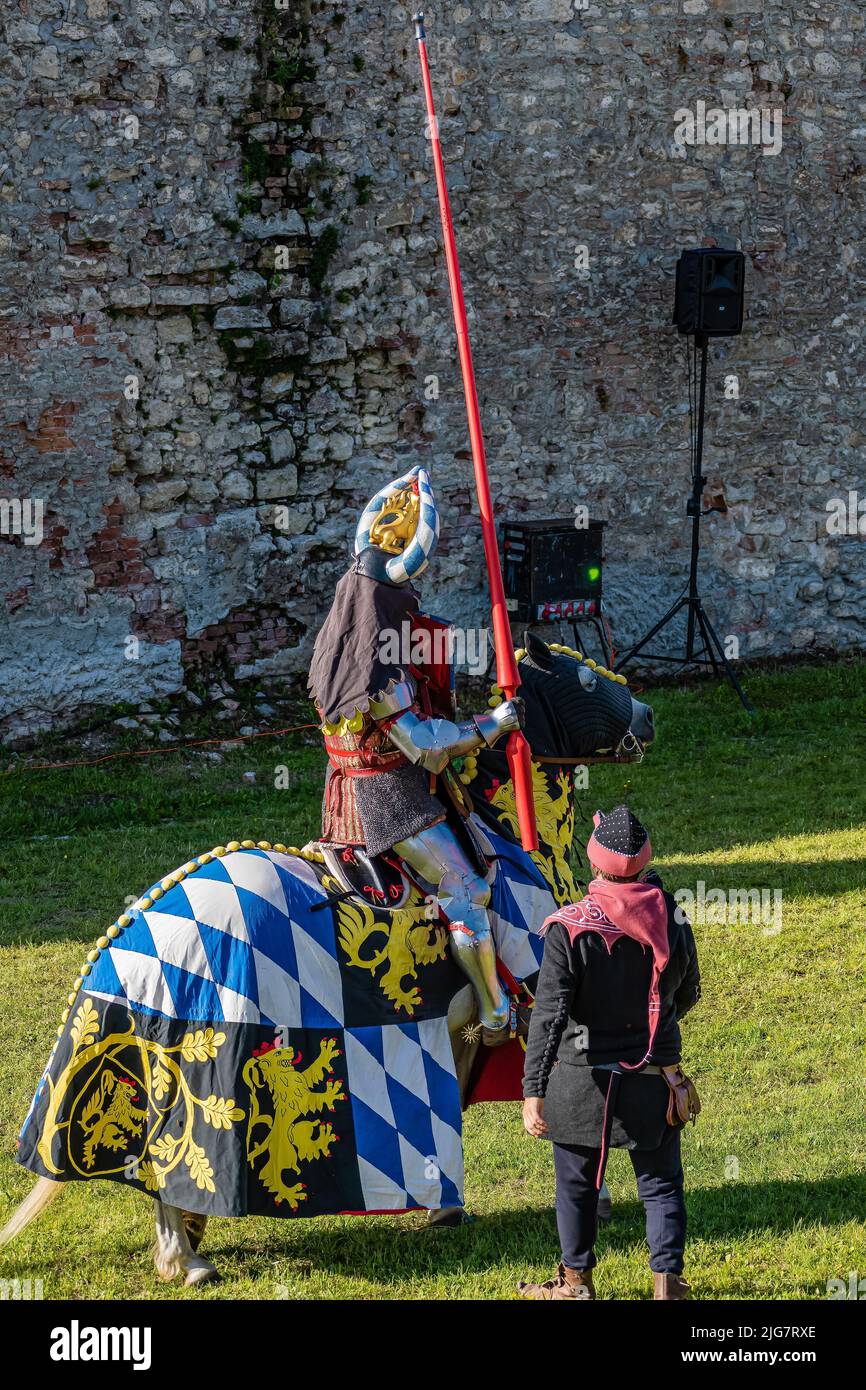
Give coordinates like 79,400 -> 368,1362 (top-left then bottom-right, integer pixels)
673,248 -> 745,338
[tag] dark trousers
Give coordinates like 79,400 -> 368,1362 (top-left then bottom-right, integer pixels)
553,1126 -> 686,1273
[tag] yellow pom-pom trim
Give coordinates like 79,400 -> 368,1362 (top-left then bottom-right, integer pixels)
461,753 -> 479,787
550,643 -> 583,661
55,835 -> 330,1043
514,648 -> 526,661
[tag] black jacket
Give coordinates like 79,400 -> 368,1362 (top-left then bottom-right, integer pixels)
522,889 -> 700,1149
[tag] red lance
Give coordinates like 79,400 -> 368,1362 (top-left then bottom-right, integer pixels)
412,11 -> 537,852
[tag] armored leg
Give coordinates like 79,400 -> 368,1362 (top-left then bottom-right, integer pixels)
394,823 -> 510,1030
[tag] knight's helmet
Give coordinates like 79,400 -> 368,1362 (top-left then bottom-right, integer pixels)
354,465 -> 439,584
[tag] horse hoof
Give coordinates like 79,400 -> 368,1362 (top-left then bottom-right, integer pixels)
597,1199 -> 612,1226
184,1264 -> 220,1287
426,1207 -> 467,1229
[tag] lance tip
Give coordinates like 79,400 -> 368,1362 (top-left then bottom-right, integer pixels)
413,12 -> 426,40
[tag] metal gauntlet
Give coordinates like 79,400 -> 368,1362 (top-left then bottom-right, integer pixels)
369,680 -> 522,775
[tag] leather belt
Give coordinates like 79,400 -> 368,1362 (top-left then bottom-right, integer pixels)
594,1062 -> 663,1076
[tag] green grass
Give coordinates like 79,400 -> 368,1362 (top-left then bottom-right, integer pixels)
1,661 -> 864,1299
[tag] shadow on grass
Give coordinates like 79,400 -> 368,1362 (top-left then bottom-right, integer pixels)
2,1174 -> 861,1299
206,1173 -> 865,1274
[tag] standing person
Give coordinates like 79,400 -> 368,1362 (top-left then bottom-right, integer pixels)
518,806 -> 701,1301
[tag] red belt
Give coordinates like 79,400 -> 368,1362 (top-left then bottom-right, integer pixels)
338,764 -> 407,778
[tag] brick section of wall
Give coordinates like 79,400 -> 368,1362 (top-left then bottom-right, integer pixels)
0,3 -> 864,740
182,604 -> 305,671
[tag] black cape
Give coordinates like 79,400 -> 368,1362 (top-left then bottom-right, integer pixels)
307,562 -> 421,722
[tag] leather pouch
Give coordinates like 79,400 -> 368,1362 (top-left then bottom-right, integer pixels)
662,1064 -> 701,1126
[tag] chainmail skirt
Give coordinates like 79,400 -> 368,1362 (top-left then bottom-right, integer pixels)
355,763 -> 445,857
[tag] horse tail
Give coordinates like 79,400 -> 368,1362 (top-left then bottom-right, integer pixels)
0,1177 -> 65,1246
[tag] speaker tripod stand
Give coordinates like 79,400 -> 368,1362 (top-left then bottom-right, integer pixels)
614,334 -> 753,713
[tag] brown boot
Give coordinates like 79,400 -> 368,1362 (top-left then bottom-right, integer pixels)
518,1263 -> 596,1300
654,1272 -> 690,1300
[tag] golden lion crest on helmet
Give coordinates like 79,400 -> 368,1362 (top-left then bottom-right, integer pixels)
368,480 -> 421,554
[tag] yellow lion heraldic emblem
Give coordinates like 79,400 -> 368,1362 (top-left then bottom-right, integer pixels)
243,1037 -> 346,1208
336,898 -> 448,1013
79,1070 -> 149,1169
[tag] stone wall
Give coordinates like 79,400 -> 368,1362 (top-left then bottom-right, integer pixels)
1,1 -> 864,738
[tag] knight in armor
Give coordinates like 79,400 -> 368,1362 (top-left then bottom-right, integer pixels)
307,465 -> 524,1031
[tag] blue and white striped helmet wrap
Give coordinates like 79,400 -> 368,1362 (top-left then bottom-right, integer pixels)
353,465 -> 440,583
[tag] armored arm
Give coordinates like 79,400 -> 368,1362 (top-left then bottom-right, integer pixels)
369,678 -> 523,775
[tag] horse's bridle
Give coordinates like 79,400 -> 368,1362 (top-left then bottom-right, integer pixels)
531,733 -> 646,766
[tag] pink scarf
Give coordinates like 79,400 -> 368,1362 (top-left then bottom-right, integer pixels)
542,878 -> 670,1070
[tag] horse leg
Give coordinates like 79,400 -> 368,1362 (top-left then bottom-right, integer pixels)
181,1210 -> 209,1252
153,1202 -> 219,1286
426,985 -> 479,1229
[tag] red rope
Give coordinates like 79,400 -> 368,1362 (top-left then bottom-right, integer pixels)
3,723 -> 320,775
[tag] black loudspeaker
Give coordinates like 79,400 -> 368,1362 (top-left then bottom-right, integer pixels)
503,519 -> 605,622
673,248 -> 745,337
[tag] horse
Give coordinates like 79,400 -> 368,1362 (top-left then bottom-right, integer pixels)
1,633 -> 654,1286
